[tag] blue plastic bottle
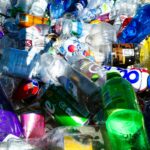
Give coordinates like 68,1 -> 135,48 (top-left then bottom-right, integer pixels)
118,4 -> 150,44
49,0 -> 87,19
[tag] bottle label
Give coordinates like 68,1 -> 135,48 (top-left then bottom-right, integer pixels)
112,44 -> 135,66
58,37 -> 90,61
44,100 -> 55,115
6,49 -> 39,78
75,59 -> 101,82
43,97 -> 87,125
58,76 -> 79,101
82,8 -> 102,22
72,21 -> 83,36
103,66 -> 145,92
20,39 -> 32,49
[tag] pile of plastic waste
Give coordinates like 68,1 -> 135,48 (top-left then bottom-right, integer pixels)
0,0 -> 150,149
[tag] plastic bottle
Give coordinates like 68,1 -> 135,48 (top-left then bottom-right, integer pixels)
29,0 -> 49,17
0,81 -> 23,141
52,20 -> 116,64
106,109 -> 149,150
56,36 -> 94,62
110,43 -> 136,67
102,72 -> 140,117
40,85 -> 89,126
0,75 -> 21,99
0,0 -> 12,15
70,57 -> 150,92
102,72 -> 149,149
117,0 -> 141,16
0,48 -> 40,79
39,53 -> 101,113
49,0 -> 86,19
118,4 -> 150,44
79,0 -> 115,22
3,18 -> 19,39
78,7 -> 102,23
16,13 -> 50,28
18,26 -> 51,50
52,19 -> 117,40
68,0 -> 88,16
135,36 -> 150,70
15,0 -> 35,13
51,18 -> 91,37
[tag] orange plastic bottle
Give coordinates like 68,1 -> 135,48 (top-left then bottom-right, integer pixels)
17,13 -> 50,27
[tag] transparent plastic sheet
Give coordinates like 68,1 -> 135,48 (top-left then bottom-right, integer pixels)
29,125 -> 106,150
0,126 -> 107,150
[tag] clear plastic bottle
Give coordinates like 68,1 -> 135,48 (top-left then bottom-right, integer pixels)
78,7 -> 102,23
112,0 -> 141,32
49,0 -> 85,19
52,19 -> 117,42
0,0 -> 12,14
38,53 -> 101,113
52,20 -> 117,64
0,48 -> 40,79
29,0 -> 49,17
69,57 -> 150,92
79,0 -> 115,22
15,0 -> 35,13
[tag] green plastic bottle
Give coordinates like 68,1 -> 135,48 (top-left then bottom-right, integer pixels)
40,86 -> 89,126
101,71 -> 140,118
102,72 -> 149,149
106,109 -> 149,150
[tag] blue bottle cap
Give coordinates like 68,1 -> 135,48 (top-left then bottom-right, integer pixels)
147,75 -> 150,89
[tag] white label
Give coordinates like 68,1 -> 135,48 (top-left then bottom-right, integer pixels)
122,49 -> 134,56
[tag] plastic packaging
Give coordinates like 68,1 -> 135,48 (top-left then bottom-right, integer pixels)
0,82 -> 23,141
29,0 -> 48,17
70,57 -> 150,92
0,48 -> 40,79
118,4 -> 150,43
16,13 -> 50,28
20,112 -> 45,139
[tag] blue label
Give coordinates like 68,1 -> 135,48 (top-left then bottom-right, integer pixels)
103,66 -> 140,84
126,70 -> 139,84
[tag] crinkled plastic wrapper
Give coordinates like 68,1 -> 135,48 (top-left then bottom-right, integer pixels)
0,126 -> 106,150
